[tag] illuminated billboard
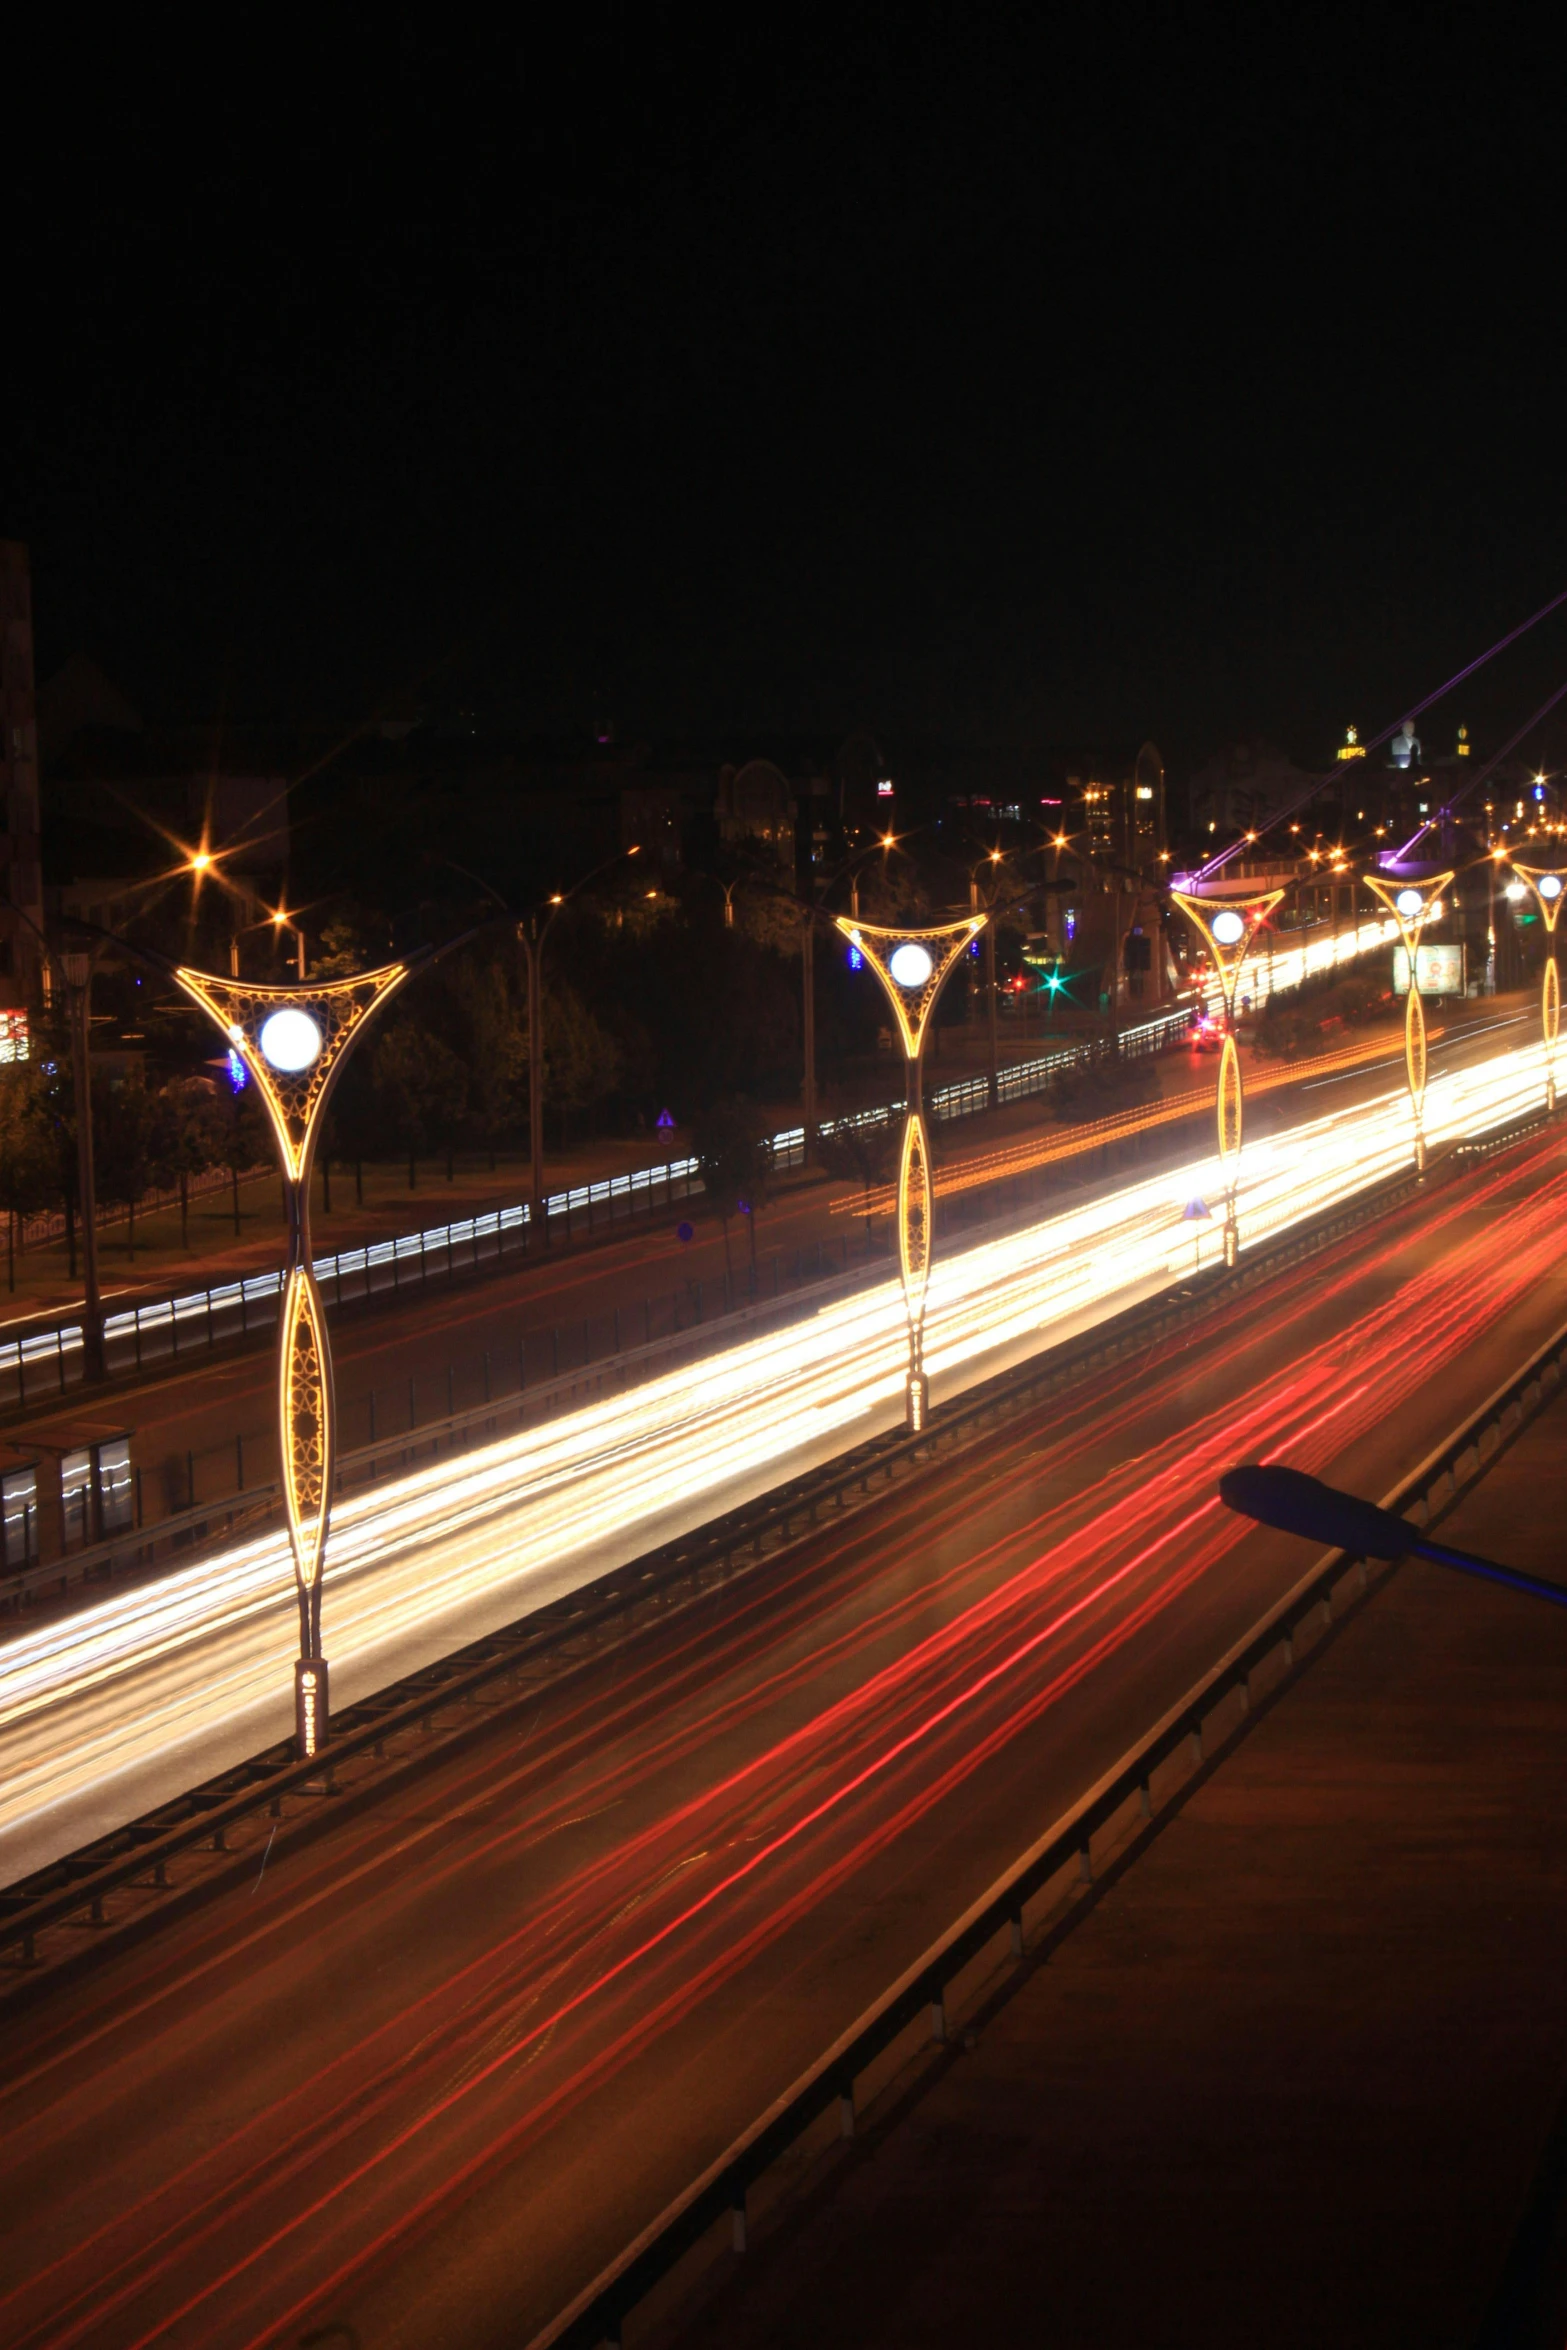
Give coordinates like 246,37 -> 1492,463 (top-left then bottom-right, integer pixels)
1393,943 -> 1465,997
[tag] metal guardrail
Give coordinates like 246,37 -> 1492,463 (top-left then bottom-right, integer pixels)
0,1121 -> 1494,1984
531,1308 -> 1567,2350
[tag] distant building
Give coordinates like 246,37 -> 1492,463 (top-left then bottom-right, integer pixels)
1069,741 -> 1167,872
714,759 -> 796,871
1187,739 -> 1317,845
0,544 -> 45,1003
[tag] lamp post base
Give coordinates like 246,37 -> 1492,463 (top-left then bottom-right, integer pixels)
295,1654 -> 330,1759
1222,1219 -> 1238,1270
1415,1133 -> 1428,1176
906,1371 -> 930,1433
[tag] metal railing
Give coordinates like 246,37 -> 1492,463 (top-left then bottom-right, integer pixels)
530,1311 -> 1567,2350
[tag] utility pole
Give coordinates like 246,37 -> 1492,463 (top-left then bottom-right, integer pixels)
801,905 -> 818,1164
969,874 -> 1000,1109
60,947 -> 107,1385
522,913 -> 546,1239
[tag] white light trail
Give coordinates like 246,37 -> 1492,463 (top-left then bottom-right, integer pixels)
0,1030 -> 1551,1877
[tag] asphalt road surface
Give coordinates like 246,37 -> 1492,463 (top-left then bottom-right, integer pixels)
2,1107 -> 1565,2350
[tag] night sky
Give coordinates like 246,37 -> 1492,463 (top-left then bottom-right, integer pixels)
8,8 -> 1565,770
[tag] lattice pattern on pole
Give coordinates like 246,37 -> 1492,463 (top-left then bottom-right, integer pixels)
173,964 -> 410,1181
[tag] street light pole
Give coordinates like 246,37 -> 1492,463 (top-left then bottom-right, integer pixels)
59,947 -> 107,1386
968,852 -> 1005,1111
1362,869 -> 1454,1173
1509,863 -> 1567,1109
174,956 -> 418,1758
437,848 -> 639,1244
834,912 -> 984,1430
801,905 -> 818,1166
517,910 -> 550,1236
1170,889 -> 1285,1267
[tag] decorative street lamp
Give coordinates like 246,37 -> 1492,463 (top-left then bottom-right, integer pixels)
1508,863 -> 1567,1110
1361,869 -> 1454,1172
173,955 -> 417,1757
1169,889 -> 1284,1266
832,912 -> 984,1431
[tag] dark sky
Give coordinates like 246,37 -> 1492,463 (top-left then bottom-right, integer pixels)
7,5 -> 1566,770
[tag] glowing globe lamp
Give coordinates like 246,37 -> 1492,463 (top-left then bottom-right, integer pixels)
1395,887 -> 1424,919
1210,909 -> 1246,947
889,942 -> 935,989
259,1008 -> 324,1072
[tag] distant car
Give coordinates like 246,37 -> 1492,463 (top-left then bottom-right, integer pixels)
1190,1013 -> 1224,1053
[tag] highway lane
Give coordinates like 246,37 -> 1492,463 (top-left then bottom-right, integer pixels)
0,1026 -> 1554,1885
3,1111 -> 1565,2350
7,996 -> 1527,1516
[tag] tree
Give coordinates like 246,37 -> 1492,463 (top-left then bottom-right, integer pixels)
816,1112 -> 899,1242
210,1085 -> 273,1234
94,1072 -> 158,1257
692,1096 -> 774,1287
0,1069 -> 58,1290
373,1021 -> 470,1186
447,955 -> 527,1165
535,978 -> 622,1147
151,1075 -> 227,1247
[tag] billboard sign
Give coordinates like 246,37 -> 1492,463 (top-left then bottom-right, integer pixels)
1393,942 -> 1465,996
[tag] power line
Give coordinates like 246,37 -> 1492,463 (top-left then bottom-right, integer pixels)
1395,672 -> 1567,859
1190,582 -> 1567,884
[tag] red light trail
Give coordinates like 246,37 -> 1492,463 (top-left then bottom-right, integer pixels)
4,1136 -> 1566,2350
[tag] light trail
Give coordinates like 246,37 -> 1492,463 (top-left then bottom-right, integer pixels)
0,1028 -> 1556,1882
7,1140 -> 1566,2350
831,1019 -> 1455,1217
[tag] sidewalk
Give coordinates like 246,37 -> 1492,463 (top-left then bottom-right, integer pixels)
673,1385 -> 1567,2350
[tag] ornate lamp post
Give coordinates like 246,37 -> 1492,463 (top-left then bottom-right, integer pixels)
832,912 -> 984,1431
1509,863 -> 1567,1109
173,955 -> 416,1756
1362,869 -> 1454,1172
1169,889 -> 1284,1267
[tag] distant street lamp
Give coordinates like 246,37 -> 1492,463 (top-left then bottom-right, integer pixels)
1362,868 -> 1454,1172
1508,863 -> 1567,1110
833,912 -> 984,1430
270,906 -> 308,982
58,946 -> 108,1386
1169,888 -> 1285,1266
439,849 -> 639,1238
967,849 -> 1007,1110
173,955 -> 418,1757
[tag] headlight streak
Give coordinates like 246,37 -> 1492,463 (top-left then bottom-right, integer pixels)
0,1036 -> 1555,1867
8,1136 -> 1567,2350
